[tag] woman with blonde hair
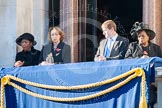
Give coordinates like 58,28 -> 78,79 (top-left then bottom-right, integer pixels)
39,27 -> 71,65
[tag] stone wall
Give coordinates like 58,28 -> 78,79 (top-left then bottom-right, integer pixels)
0,0 -> 17,67
143,0 -> 162,49
0,0 -> 49,67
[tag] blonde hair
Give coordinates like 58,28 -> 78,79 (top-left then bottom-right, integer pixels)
101,20 -> 117,31
48,27 -> 65,42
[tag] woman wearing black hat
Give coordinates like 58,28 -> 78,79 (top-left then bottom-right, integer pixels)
14,33 -> 40,67
125,22 -> 162,58
125,22 -> 162,108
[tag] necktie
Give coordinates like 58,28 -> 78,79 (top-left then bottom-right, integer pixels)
104,38 -> 112,57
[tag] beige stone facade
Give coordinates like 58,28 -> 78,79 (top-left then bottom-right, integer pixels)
0,0 -> 48,67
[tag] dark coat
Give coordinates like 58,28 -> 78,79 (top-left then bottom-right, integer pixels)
15,47 -> 40,66
39,42 -> 71,64
125,42 -> 162,58
94,35 -> 129,61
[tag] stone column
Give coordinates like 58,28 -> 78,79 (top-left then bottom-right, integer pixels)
154,0 -> 162,49
16,0 -> 49,50
60,0 -> 78,62
32,0 -> 49,47
0,0 -> 49,67
143,1 -> 162,107
155,67 -> 162,108
143,0 -> 162,49
0,0 -> 17,67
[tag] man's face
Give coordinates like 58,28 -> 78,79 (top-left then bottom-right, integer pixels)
102,27 -> 112,39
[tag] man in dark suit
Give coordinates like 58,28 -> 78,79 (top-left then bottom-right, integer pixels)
94,20 -> 129,61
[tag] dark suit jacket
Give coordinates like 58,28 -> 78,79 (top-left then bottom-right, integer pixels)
39,42 -> 71,64
125,42 -> 162,58
94,35 -> 129,61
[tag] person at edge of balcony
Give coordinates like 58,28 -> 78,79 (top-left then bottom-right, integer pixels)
125,22 -> 162,108
39,27 -> 71,65
14,33 -> 40,67
125,22 -> 162,58
94,20 -> 129,61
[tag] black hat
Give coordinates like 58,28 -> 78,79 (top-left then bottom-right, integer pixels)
16,33 -> 37,46
130,22 -> 156,40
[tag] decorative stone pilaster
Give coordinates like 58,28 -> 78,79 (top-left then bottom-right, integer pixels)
143,0 -> 162,49
17,0 -> 49,50
0,0 -> 16,67
154,0 -> 162,48
60,0 -> 78,62
0,0 -> 49,67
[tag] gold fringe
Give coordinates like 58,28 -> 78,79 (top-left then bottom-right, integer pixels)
139,96 -> 147,108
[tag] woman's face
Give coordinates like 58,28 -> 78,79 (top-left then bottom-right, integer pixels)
51,29 -> 61,44
138,30 -> 149,46
20,39 -> 33,51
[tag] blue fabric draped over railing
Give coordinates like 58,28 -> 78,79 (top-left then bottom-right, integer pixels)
0,57 -> 162,108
